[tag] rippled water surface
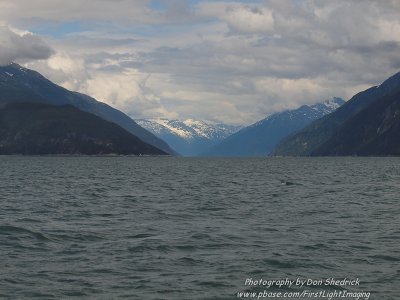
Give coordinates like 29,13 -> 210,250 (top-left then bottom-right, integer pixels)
0,157 -> 399,299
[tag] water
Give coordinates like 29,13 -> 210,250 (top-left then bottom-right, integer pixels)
0,157 -> 399,299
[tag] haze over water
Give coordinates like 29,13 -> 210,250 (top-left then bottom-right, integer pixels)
0,157 -> 399,299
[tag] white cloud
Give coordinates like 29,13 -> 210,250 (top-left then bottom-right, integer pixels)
198,2 -> 274,34
0,25 -> 53,65
3,0 -> 400,124
0,0 -> 157,24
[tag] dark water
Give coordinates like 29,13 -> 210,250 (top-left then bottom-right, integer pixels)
0,157 -> 399,299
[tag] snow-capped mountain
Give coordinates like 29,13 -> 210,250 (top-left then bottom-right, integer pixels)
135,119 -> 242,156
202,97 -> 345,157
305,97 -> 344,115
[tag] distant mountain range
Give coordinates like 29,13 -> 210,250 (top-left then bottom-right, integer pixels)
202,98 -> 345,157
0,63 -> 174,155
0,63 -> 170,154
3,62 -> 400,157
273,72 -> 400,156
136,119 -> 242,156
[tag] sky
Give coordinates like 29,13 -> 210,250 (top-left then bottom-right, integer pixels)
1,0 -> 400,125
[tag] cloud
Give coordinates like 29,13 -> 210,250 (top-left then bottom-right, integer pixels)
8,0 -> 400,124
197,2 -> 274,34
0,0 -> 196,27
0,25 -> 53,65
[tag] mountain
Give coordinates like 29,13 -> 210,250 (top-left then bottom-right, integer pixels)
0,63 -> 174,154
136,119 -> 242,156
0,102 -> 166,155
202,98 -> 345,157
273,71 -> 400,156
312,90 -> 400,156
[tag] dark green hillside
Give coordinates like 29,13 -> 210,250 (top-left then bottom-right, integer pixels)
0,102 -> 166,155
0,63 -> 175,154
312,90 -> 400,156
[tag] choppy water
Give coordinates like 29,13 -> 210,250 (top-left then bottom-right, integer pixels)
0,157 -> 399,299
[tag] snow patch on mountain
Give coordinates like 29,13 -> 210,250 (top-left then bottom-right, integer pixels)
310,97 -> 345,114
156,119 -> 193,139
135,118 -> 242,156
136,119 -> 242,141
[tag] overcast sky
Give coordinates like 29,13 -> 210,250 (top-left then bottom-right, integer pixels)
1,0 -> 400,124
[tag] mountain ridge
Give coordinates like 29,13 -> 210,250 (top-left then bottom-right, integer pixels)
136,118 -> 242,156
311,89 -> 400,155
273,71 -> 400,156
0,63 -> 175,155
202,97 -> 345,157
0,102 -> 166,155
